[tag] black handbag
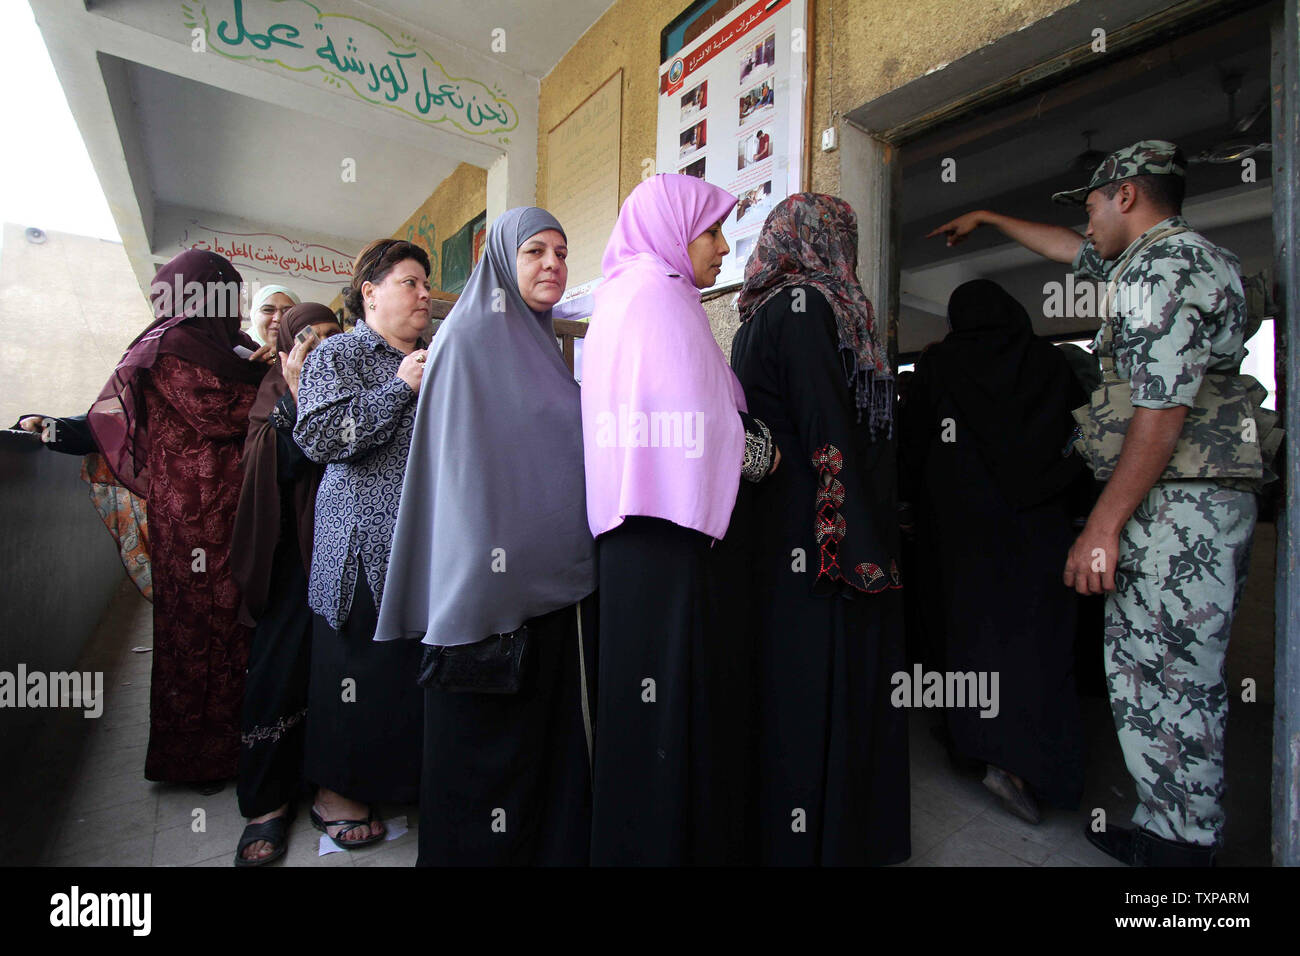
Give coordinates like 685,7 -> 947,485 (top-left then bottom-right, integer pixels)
417,627 -> 532,694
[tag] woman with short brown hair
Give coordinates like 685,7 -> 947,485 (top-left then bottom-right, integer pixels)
292,238 -> 431,850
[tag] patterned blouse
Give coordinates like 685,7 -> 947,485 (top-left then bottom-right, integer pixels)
293,319 -> 419,628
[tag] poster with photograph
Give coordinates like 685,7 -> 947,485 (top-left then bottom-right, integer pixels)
656,0 -> 808,288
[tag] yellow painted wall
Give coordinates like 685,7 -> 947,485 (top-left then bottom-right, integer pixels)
536,0 -> 1081,356
393,162 -> 488,291
538,0 -> 674,210
539,0 -> 1078,204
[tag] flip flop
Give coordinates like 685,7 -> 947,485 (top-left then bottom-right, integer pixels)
310,805 -> 385,850
234,810 -> 293,867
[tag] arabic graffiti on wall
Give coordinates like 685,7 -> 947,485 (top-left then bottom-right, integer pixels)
405,214 -> 439,277
181,0 -> 518,139
178,221 -> 356,283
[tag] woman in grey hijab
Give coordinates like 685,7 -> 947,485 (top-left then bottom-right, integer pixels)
376,207 -> 596,866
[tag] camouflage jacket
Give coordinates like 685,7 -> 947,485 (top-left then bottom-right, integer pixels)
1073,216 -> 1269,486
1074,215 -> 1248,408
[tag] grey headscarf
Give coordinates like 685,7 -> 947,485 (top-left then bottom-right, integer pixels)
374,207 -> 595,646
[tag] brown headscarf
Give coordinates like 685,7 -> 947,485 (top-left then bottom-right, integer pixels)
87,250 -> 266,497
230,302 -> 339,625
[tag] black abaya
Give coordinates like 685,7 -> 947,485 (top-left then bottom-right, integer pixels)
418,598 -> 596,866
590,517 -> 754,866
902,360 -> 1086,808
237,533 -> 312,817
900,279 -> 1087,809
730,286 -> 910,866
237,411 -> 314,818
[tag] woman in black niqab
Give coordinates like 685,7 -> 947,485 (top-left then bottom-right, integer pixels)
901,279 -> 1088,822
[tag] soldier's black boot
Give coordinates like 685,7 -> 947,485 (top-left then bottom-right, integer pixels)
1131,828 -> 1216,867
1084,821 -> 1136,864
1084,822 -> 1216,866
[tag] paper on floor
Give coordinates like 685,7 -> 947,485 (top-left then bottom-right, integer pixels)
317,815 -> 408,856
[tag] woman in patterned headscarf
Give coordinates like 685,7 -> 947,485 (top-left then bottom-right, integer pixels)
731,193 -> 910,866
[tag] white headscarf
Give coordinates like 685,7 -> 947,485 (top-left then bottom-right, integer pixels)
247,284 -> 301,344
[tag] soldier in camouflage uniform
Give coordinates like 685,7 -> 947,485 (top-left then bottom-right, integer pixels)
929,141 -> 1259,866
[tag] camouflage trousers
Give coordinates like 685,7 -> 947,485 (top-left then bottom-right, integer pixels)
1105,480 -> 1257,845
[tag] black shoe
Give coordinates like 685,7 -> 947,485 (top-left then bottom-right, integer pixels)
1084,821 -> 1136,864
1131,828 -> 1216,867
1084,822 -> 1216,867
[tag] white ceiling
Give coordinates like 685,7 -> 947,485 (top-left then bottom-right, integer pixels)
356,0 -> 618,77
124,60 -> 461,244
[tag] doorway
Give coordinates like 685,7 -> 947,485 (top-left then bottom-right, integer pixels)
842,0 -> 1291,864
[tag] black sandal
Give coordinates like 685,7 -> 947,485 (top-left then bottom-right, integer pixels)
310,805 -> 384,850
234,811 -> 293,867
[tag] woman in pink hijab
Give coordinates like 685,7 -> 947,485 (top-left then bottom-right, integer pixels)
582,174 -> 779,864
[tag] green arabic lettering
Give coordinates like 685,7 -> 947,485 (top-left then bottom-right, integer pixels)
415,67 -> 445,115
316,34 -> 363,75
216,0 -> 302,51
266,22 -> 303,49
466,95 -> 508,128
376,52 -> 414,102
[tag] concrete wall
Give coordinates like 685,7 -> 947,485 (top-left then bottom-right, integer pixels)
0,433 -> 127,769
0,223 -> 153,426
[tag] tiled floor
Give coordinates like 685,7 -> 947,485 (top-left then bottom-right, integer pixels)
5,577 -> 1272,867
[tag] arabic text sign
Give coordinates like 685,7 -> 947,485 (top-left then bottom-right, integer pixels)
183,0 -> 518,137
656,0 -> 807,290
178,221 -> 356,284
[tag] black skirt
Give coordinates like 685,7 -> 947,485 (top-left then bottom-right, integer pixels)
304,558 -> 424,805
417,597 -> 597,866
590,517 -> 754,865
237,538 -> 312,818
754,583 -> 911,865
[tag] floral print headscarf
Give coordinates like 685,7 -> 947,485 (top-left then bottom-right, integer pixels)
737,193 -> 894,438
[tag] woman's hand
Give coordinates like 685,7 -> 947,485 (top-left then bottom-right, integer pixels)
768,444 -> 781,475
279,338 -> 312,402
249,342 -> 278,365
18,416 -> 44,433
396,349 -> 428,393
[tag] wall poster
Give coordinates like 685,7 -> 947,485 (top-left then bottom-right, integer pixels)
441,211 -> 486,295
656,0 -> 808,289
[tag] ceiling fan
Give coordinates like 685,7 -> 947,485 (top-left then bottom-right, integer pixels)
1190,71 -> 1271,164
1068,129 -> 1107,173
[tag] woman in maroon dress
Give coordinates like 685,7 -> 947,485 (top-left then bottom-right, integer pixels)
88,249 -> 269,784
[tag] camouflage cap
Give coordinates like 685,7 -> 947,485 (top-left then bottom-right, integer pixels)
1051,139 -> 1185,205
